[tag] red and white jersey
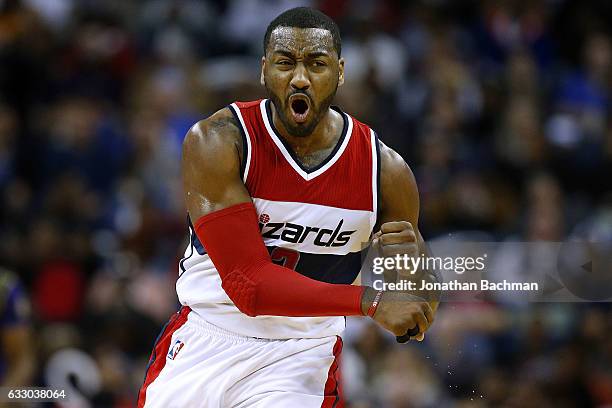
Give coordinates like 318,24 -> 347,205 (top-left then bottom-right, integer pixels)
176,99 -> 380,339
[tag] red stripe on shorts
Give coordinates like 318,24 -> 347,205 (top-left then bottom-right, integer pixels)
321,336 -> 344,408
137,306 -> 191,408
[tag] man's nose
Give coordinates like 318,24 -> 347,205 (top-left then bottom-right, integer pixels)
290,63 -> 310,91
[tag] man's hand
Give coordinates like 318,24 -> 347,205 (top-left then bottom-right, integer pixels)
369,221 -> 435,341
361,287 -> 433,341
373,221 -> 419,262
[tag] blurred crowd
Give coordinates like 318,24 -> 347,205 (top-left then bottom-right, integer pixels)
0,0 -> 610,407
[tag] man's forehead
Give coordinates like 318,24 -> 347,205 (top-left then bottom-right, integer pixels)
268,26 -> 335,55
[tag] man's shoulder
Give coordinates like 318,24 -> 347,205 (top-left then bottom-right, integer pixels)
378,139 -> 418,198
378,140 -> 406,171
191,107 -> 240,137
185,98 -> 265,147
184,107 -> 242,152
181,106 -> 247,168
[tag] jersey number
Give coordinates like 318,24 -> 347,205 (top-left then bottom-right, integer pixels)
270,247 -> 300,271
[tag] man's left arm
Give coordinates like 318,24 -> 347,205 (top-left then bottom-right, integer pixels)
375,140 -> 441,314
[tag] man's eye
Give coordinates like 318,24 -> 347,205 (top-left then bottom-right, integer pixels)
313,61 -> 326,67
277,60 -> 293,65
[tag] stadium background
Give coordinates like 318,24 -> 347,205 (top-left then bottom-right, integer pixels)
0,0 -> 610,406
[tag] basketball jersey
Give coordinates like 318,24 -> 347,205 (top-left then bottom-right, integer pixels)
176,99 -> 380,339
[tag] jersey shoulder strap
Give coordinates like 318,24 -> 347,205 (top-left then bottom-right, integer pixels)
226,100 -> 264,184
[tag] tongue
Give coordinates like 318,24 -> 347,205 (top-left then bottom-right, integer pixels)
291,101 -> 309,123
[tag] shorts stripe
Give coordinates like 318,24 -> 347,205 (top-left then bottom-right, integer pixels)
137,306 -> 191,407
321,336 -> 343,408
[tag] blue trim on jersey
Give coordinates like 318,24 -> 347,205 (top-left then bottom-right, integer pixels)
264,99 -> 349,174
188,216 -> 206,255
227,104 -> 249,181
373,130 -> 382,231
179,215 -> 206,275
178,240 -> 193,275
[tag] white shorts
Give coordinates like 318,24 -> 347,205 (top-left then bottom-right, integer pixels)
138,307 -> 344,408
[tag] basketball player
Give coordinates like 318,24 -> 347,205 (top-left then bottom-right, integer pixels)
138,7 -> 439,408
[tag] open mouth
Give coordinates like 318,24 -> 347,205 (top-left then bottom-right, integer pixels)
289,95 -> 310,123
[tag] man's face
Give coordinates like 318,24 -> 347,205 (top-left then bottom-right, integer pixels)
262,26 -> 344,137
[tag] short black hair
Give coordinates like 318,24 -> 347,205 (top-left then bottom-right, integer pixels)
263,7 -> 341,57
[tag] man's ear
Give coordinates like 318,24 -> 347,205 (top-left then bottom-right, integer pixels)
260,57 -> 266,86
338,57 -> 345,86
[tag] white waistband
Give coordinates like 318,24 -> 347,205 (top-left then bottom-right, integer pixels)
185,309 -> 275,343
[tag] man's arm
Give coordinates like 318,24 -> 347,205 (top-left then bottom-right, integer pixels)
375,141 -> 441,313
359,140 -> 440,341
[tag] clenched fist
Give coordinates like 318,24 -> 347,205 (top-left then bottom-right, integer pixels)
373,221 -> 419,260
361,287 -> 433,341
368,221 -> 434,341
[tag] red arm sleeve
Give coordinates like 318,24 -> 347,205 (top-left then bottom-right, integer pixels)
193,202 -> 365,317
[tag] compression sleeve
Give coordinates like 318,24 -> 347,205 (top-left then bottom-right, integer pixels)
193,202 -> 365,317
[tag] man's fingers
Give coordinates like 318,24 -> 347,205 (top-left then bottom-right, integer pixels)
421,302 -> 434,325
376,243 -> 414,257
379,230 -> 417,245
396,327 -> 424,343
398,325 -> 419,339
413,311 -> 429,334
380,221 -> 412,234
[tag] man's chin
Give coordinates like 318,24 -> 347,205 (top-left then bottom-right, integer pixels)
285,121 -> 316,137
